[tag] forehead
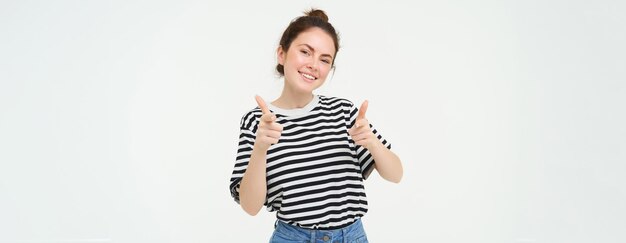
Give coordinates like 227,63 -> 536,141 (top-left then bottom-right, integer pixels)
291,27 -> 336,56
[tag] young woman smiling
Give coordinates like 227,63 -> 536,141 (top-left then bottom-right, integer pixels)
229,9 -> 403,243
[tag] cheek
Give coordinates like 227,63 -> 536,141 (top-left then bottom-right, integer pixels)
287,52 -> 305,64
286,59 -> 304,73
319,66 -> 332,78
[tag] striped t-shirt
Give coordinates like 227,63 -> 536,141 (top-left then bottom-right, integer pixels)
229,94 -> 391,229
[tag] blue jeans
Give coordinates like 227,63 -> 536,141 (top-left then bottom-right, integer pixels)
269,218 -> 369,243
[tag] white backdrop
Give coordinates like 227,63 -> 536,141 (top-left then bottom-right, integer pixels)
1,0 -> 625,242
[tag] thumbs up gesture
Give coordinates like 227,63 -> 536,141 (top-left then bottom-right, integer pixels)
348,100 -> 378,150
254,95 -> 284,151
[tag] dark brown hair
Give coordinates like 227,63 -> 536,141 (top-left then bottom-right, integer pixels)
276,9 -> 340,76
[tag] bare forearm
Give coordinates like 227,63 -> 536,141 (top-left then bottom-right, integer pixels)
369,141 -> 403,183
239,147 -> 268,215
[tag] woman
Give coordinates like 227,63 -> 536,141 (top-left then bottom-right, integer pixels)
229,8 -> 403,243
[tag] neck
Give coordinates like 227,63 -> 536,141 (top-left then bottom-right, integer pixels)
272,84 -> 314,109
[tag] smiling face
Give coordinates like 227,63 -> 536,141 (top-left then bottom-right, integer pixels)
277,27 -> 336,95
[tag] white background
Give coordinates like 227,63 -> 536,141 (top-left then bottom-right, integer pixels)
1,0 -> 625,242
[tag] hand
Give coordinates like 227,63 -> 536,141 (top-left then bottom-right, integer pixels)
348,100 -> 379,150
253,95 -> 283,151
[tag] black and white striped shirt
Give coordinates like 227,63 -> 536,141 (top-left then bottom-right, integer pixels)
229,95 -> 391,229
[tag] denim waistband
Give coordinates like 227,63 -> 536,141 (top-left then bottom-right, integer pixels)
271,218 -> 367,243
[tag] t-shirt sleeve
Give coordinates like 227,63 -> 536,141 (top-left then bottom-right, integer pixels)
229,113 -> 258,204
348,102 -> 392,180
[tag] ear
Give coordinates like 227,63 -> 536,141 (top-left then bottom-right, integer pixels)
277,46 -> 286,65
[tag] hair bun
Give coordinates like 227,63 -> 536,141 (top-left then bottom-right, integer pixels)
305,8 -> 329,22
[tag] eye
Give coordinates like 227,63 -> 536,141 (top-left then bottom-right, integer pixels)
300,49 -> 310,56
322,59 -> 331,64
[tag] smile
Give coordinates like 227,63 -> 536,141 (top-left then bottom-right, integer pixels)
299,71 -> 317,82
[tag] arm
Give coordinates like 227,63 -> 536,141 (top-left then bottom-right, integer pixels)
368,140 -> 403,183
239,146 -> 268,216
348,100 -> 403,183
239,95 -> 283,216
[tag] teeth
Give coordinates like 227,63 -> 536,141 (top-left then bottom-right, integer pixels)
301,72 -> 316,80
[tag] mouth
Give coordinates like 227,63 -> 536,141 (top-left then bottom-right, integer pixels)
298,71 -> 317,83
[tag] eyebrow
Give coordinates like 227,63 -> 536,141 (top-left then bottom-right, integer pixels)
298,44 -> 334,60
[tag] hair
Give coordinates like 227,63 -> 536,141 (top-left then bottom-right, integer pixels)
276,8 -> 340,76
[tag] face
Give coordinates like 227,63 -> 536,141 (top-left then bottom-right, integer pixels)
278,27 -> 335,95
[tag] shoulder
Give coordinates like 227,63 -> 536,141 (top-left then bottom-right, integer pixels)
238,107 -> 263,130
317,95 -> 355,108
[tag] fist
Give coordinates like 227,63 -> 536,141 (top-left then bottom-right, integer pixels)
254,95 -> 283,151
348,100 -> 378,150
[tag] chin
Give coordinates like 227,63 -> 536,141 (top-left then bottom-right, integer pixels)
298,82 -> 324,93
286,77 -> 320,93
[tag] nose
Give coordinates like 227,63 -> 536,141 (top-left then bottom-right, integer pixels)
306,59 -> 319,72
